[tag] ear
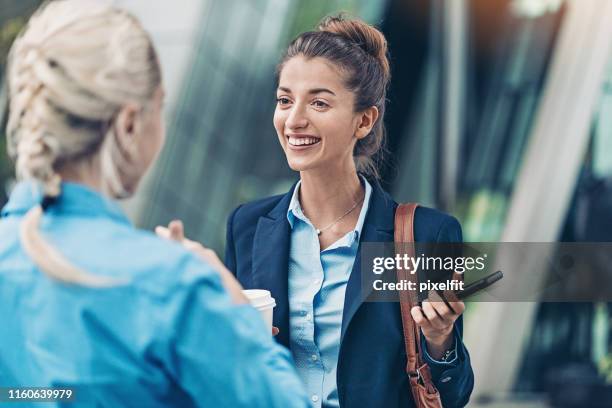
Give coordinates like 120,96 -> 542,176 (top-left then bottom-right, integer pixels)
355,106 -> 379,140
113,103 -> 143,160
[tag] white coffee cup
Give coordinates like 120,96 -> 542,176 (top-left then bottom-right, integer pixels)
242,289 -> 276,333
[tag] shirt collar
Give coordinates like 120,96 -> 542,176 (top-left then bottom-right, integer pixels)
286,181 -> 305,228
286,175 -> 373,244
1,181 -> 130,225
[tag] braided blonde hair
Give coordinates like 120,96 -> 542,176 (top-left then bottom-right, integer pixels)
6,0 -> 161,286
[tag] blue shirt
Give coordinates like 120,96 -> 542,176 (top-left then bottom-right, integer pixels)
0,181 -> 309,408
286,178 -> 372,408
286,179 -> 459,408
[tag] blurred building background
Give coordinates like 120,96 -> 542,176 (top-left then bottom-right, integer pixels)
1,0 -> 612,406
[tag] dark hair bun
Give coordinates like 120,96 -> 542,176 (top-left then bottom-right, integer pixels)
318,14 -> 389,78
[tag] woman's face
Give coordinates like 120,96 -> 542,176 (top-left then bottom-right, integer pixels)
274,55 -> 367,174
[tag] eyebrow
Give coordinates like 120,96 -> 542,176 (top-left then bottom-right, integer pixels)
277,86 -> 336,96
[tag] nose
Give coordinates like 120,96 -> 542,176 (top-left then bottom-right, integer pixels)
285,103 -> 308,130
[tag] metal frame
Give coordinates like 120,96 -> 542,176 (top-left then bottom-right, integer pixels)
439,0 -> 468,211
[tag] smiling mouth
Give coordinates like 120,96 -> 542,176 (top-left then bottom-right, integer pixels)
287,136 -> 321,147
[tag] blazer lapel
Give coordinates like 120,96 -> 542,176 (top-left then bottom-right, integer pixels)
341,183 -> 396,342
251,186 -> 295,348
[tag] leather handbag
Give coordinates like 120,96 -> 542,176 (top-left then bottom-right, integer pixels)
394,203 -> 443,407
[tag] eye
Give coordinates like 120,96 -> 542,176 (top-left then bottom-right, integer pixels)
276,97 -> 292,106
312,100 -> 329,109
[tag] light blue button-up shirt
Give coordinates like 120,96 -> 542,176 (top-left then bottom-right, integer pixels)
0,181 -> 309,408
287,177 -> 372,408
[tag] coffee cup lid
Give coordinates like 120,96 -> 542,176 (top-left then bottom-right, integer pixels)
243,289 -> 276,309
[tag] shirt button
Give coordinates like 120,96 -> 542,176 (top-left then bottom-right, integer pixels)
311,395 -> 319,402
441,376 -> 452,383
306,313 -> 312,321
311,354 -> 318,361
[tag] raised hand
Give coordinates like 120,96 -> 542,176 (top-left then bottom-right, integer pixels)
155,220 -> 248,305
410,290 -> 464,359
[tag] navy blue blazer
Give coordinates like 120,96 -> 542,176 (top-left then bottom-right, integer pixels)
225,181 -> 474,407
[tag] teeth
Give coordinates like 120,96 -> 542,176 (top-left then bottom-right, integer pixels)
288,136 -> 320,146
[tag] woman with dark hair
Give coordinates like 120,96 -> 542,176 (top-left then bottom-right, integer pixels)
224,15 -> 474,408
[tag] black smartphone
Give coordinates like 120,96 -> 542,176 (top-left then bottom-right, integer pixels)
455,270 -> 503,300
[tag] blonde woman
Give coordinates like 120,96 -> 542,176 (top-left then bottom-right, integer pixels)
0,1 -> 308,407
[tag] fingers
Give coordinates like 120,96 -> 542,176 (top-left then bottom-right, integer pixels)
155,222 -> 218,266
169,220 -> 185,241
411,290 -> 464,334
410,305 -> 428,327
411,305 -> 444,331
434,289 -> 466,315
448,300 -> 465,315
421,300 -> 448,330
155,220 -> 185,243
155,226 -> 170,239
272,327 -> 280,336
428,291 -> 464,322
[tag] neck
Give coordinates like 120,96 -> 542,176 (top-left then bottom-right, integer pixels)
298,162 -> 364,226
57,154 -> 104,193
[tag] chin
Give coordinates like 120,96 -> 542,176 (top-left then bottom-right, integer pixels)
115,171 -> 143,200
286,156 -> 317,172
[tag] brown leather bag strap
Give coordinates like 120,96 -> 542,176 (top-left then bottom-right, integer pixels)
394,204 -> 422,368
395,203 -> 441,402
